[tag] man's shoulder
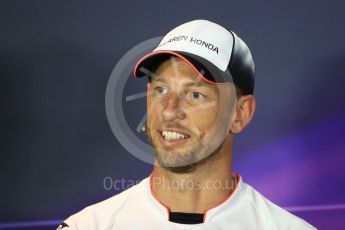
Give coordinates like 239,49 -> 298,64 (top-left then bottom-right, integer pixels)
58,177 -> 149,229
241,182 -> 316,229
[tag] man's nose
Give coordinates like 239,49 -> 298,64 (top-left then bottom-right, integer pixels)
162,93 -> 186,121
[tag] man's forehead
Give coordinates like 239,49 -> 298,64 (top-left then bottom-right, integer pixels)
152,72 -> 233,93
151,74 -> 205,87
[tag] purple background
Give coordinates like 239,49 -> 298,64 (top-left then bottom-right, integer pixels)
1,0 -> 344,229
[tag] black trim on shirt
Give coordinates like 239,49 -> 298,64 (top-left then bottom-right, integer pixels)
169,212 -> 204,224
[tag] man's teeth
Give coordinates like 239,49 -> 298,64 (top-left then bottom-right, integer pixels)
162,131 -> 189,140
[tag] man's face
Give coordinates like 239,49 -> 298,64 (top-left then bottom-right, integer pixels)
146,56 -> 236,170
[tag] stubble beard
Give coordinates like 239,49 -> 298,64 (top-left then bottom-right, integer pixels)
147,127 -> 227,174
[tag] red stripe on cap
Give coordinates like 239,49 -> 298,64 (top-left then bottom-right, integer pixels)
133,50 -> 226,85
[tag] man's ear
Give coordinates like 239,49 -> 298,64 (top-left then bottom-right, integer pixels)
230,95 -> 256,133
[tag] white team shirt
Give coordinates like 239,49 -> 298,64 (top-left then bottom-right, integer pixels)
58,174 -> 316,229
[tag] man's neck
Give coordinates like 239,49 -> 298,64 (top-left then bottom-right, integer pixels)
150,135 -> 235,213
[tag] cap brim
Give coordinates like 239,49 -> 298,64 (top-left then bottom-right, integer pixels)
133,50 -> 232,84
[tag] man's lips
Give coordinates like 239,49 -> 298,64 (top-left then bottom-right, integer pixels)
158,132 -> 190,146
157,127 -> 191,137
157,128 -> 191,146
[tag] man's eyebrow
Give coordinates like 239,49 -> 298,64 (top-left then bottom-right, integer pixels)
184,80 -> 212,88
151,76 -> 167,83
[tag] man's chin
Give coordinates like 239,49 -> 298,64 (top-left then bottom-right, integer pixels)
155,151 -> 200,173
154,140 -> 225,174
155,151 -> 212,174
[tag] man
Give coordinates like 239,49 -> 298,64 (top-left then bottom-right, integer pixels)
58,19 -> 316,229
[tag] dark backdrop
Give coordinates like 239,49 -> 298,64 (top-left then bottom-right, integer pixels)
1,0 -> 345,229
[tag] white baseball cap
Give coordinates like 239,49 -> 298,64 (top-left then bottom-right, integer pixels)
133,19 -> 255,94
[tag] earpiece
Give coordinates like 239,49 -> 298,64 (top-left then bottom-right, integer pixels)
140,123 -> 147,133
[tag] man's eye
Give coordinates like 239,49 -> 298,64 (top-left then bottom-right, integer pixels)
154,87 -> 168,94
191,92 -> 205,99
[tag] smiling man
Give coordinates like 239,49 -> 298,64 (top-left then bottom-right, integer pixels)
146,57 -> 235,172
58,19 -> 316,229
